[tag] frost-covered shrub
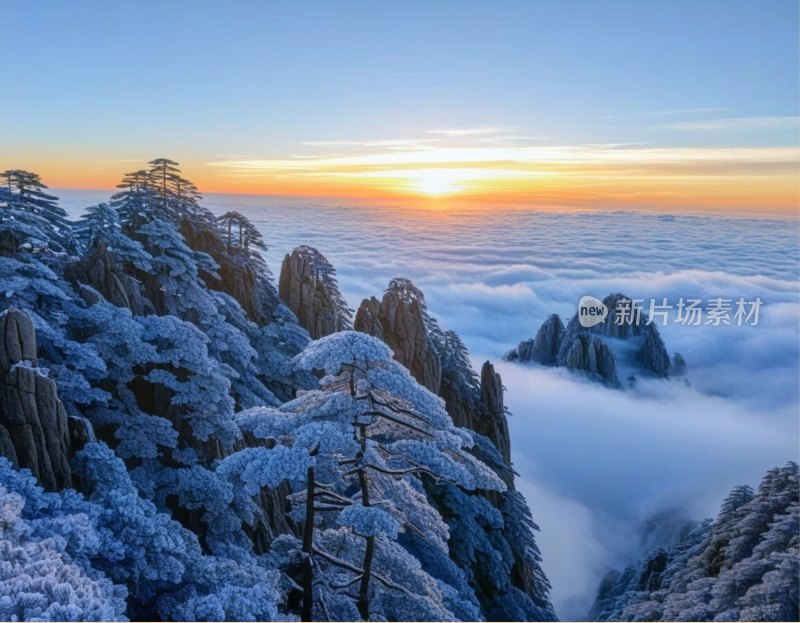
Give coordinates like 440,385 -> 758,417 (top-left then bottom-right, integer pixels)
1,443 -> 286,622
0,464 -> 128,622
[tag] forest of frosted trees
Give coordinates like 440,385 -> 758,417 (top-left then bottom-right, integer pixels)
0,161 -> 554,622
0,161 -> 796,622
591,463 -> 799,622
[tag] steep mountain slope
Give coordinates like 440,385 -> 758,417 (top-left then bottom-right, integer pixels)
279,245 -> 353,339
591,462 -> 799,622
351,277 -> 552,619
0,162 -> 556,622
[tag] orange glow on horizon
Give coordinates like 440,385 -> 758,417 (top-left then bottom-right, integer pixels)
2,144 -> 798,217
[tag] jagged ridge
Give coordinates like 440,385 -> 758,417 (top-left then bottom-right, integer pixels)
590,462 -> 799,622
505,293 -> 678,387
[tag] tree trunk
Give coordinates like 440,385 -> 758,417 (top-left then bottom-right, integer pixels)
301,464 -> 315,622
357,461 -> 373,620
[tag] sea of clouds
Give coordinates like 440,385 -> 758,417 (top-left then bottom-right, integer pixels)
60,190 -> 800,620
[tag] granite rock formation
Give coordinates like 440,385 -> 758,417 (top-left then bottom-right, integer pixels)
354,278 -> 515,464
506,292 -> 679,387
354,278 -> 442,394
180,219 -> 280,326
504,313 -> 565,365
64,237 -> 146,314
279,245 -> 353,340
586,292 -> 646,339
479,360 -> 512,465
638,323 -> 671,378
672,352 -> 687,376
567,293 -> 672,378
0,309 -> 73,490
557,332 -> 621,387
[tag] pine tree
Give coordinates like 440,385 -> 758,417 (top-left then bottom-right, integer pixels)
0,169 -> 70,253
111,160 -> 210,227
110,169 -> 160,227
231,331 -> 504,621
75,202 -> 122,248
149,157 -> 183,215
147,158 -> 209,224
217,210 -> 269,270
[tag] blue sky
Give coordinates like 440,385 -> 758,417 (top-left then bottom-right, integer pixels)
2,1 -> 798,209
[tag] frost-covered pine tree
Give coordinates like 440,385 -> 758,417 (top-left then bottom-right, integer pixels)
147,158 -> 212,224
228,331 -> 503,621
75,202 -> 122,249
218,211 -> 266,252
111,160 -> 211,227
0,169 -> 71,254
434,329 -> 481,405
111,169 -> 159,226
216,209 -> 271,277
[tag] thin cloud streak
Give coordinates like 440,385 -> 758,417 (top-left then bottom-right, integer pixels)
602,107 -> 729,119
654,116 -> 799,131
202,126 -> 799,208
204,142 -> 799,207
209,145 -> 799,170
424,125 -> 518,136
301,139 -> 439,151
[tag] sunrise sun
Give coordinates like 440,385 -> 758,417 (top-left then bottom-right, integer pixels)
408,169 -> 462,196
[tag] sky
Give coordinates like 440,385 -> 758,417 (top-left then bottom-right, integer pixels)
2,1 -> 799,213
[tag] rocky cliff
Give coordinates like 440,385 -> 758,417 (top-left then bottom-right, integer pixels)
0,309 -> 73,491
637,324 -> 671,378
506,292 -> 678,387
557,332 -> 621,387
353,278 -> 513,461
354,278 -> 442,394
180,218 -> 281,326
505,314 -> 565,365
568,293 -> 671,378
279,245 -> 353,339
64,237 -> 147,314
479,361 -> 512,466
